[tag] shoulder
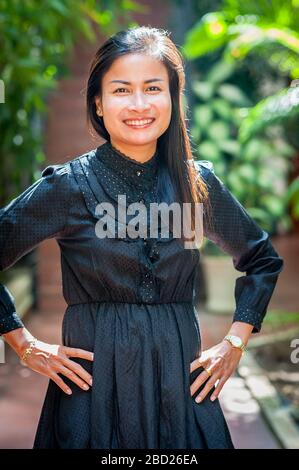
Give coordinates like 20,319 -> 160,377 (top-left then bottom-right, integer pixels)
192,159 -> 229,201
193,159 -> 214,176
38,162 -> 75,201
41,163 -> 70,178
40,150 -> 95,191
193,159 -> 216,186
41,160 -> 74,179
41,147 -> 95,177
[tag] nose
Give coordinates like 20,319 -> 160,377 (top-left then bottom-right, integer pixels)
128,91 -> 151,112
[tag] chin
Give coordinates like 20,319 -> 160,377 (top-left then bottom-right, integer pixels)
121,135 -> 158,145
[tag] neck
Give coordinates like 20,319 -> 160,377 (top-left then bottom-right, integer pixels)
110,139 -> 157,163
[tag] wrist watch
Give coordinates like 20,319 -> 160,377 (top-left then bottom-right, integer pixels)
223,334 -> 246,353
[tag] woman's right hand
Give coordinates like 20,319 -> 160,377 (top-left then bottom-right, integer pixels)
18,338 -> 94,395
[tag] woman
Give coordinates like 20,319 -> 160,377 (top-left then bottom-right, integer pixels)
0,26 -> 283,449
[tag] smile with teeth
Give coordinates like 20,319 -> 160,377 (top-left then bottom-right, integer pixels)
124,118 -> 155,127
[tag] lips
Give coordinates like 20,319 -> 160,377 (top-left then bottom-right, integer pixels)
123,118 -> 155,128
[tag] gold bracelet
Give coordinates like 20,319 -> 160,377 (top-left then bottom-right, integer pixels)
21,338 -> 37,363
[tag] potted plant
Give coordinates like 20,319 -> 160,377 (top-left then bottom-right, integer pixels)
199,241 -> 240,314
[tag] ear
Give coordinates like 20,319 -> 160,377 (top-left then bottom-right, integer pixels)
95,96 -> 102,115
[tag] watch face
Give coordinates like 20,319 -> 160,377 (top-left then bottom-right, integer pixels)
232,337 -> 242,348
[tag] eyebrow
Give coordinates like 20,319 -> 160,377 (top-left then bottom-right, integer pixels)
108,78 -> 164,85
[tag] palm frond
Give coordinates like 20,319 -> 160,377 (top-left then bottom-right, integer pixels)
239,85 -> 299,142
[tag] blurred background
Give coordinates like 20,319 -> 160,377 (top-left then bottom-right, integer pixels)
0,0 -> 298,449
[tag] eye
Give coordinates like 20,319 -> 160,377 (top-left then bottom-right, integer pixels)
113,87 -> 129,93
147,86 -> 161,91
113,86 -> 161,93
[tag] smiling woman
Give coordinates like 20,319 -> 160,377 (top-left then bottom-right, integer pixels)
0,25 -> 283,450
86,28 -> 209,224
94,54 -> 172,161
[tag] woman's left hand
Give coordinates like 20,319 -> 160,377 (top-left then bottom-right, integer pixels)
190,340 -> 243,403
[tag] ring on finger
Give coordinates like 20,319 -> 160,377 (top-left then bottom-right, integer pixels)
204,367 -> 212,377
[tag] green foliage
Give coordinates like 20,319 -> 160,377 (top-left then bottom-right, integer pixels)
0,0 -> 140,205
239,85 -> 299,143
190,61 -> 292,236
183,3 -> 299,78
182,0 -> 299,229
263,310 -> 299,326
285,175 -> 299,218
182,1 -> 299,143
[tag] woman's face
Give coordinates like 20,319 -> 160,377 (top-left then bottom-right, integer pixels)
95,53 -> 172,160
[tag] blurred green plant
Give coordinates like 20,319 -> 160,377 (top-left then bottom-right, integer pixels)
182,1 -> 299,135
286,173 -> 299,219
182,0 -> 299,80
182,0 -> 299,230
191,60 -> 293,237
0,0 -> 144,205
238,83 -> 299,143
263,310 -> 299,326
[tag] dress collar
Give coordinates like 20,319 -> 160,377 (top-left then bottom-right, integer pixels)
72,147 -> 175,242
94,140 -> 159,190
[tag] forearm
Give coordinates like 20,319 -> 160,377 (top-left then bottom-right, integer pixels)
2,326 -> 35,357
226,321 -> 254,347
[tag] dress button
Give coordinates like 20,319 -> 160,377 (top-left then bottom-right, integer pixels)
149,248 -> 159,260
136,170 -> 142,176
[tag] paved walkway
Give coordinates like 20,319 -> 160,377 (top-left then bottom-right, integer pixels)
200,312 -> 281,449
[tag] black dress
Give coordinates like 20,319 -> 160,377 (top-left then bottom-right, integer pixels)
0,141 -> 283,448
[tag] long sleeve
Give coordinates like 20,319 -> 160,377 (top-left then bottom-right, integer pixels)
0,163 -> 72,335
195,160 -> 284,333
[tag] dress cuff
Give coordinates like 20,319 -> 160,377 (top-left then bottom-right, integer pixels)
232,307 -> 264,334
0,312 -> 24,335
